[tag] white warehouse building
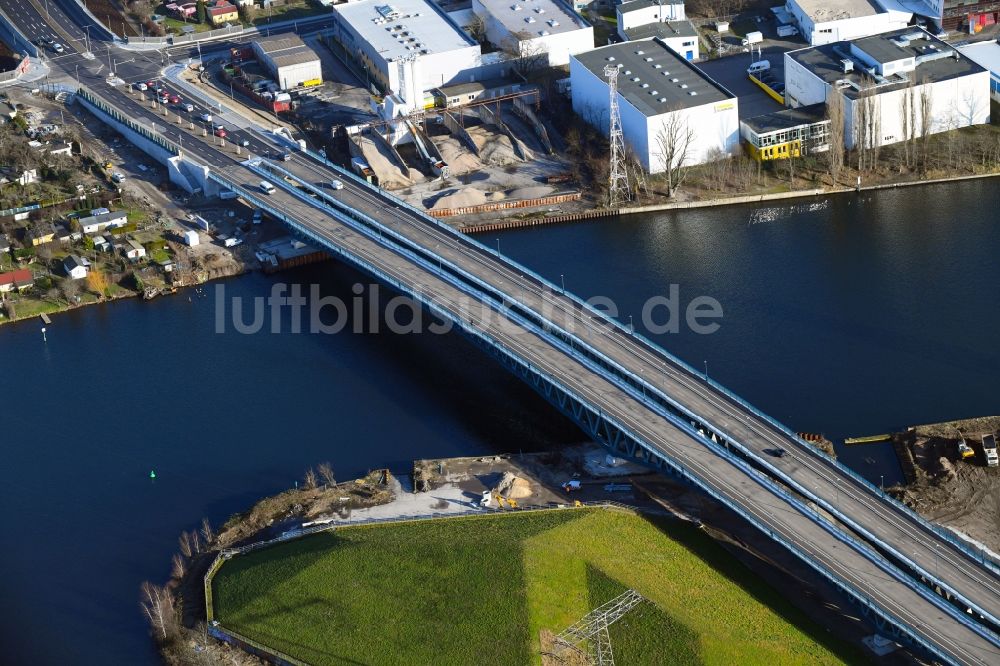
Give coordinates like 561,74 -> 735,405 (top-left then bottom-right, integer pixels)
570,38 -> 739,174
784,0 -> 912,46
252,34 -> 323,90
471,0 -> 594,68
616,0 -> 685,34
331,0 -> 484,100
784,28 -> 990,150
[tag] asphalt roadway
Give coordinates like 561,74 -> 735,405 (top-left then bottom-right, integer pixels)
4,1 -> 1000,662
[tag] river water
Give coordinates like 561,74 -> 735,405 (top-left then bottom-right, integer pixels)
2,180 -> 998,664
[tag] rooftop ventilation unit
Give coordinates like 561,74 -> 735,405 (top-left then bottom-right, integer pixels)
840,58 -> 853,73
689,90 -> 697,95
377,5 -> 400,20
659,97 -> 667,102
535,7 -> 545,12
540,30 -> 549,35
644,57 -> 653,62
526,16 -> 535,22
549,19 -> 559,26
632,76 -> 641,82
680,83 -> 688,88
512,3 -> 522,9
606,56 -> 616,61
654,63 -> 662,68
650,90 -> 658,95
635,50 -> 644,55
670,77 -> 679,82
641,83 -> 649,88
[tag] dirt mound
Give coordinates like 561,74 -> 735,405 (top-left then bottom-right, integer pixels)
429,187 -> 491,211
509,185 -> 553,200
360,136 -> 412,190
434,135 -> 480,175
494,471 -> 532,499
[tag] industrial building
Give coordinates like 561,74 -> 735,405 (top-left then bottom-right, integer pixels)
251,34 -> 323,91
570,38 -> 739,174
471,0 -> 594,67
784,28 -> 990,150
740,103 -> 830,160
620,19 -> 699,61
616,0 -> 686,34
959,39 -> 1000,102
331,0 -> 485,104
784,0 -> 912,46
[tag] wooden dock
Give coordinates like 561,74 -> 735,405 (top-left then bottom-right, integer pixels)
39,313 -> 51,325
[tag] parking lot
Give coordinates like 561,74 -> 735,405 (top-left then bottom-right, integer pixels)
697,47 -> 789,121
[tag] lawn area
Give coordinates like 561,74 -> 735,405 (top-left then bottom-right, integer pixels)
251,1 -> 330,27
212,509 -> 864,665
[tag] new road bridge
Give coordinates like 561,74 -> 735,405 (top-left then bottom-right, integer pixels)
4,3 -> 1000,662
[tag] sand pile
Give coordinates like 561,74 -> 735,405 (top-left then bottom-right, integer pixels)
468,126 -> 520,166
360,136 -> 411,190
429,187 -> 491,210
434,136 -> 480,175
494,472 -> 533,499
508,185 -> 553,200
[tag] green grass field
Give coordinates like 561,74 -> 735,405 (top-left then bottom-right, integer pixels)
212,509 -> 864,665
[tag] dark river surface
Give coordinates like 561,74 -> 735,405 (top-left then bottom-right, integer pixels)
2,180 -> 998,664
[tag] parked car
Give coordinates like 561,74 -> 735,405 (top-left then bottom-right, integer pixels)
199,112 -> 213,123
111,172 -> 125,184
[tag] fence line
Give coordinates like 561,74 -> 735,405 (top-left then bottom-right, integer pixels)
428,192 -> 581,218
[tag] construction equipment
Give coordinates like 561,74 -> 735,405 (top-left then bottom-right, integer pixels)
562,480 -> 582,493
494,494 -> 507,509
981,434 -> 998,467
957,430 -> 975,460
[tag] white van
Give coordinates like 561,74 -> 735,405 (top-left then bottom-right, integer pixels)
259,180 -> 275,195
747,60 -> 770,75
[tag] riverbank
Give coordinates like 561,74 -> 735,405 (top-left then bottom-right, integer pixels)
458,169 -> 1000,233
888,415 -> 1000,555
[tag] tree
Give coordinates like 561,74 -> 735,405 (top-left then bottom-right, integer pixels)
200,517 -> 215,545
317,461 -> 336,487
467,13 -> 487,43
853,81 -> 881,173
239,3 -> 256,23
86,267 -> 109,297
303,467 -> 318,490
898,77 -> 917,170
139,582 -> 176,642
918,82 -> 933,174
59,277 -> 80,303
196,0 -> 206,24
502,32 -> 548,79
653,111 -> 695,197
171,553 -> 186,580
825,89 -> 845,185
178,531 -> 193,558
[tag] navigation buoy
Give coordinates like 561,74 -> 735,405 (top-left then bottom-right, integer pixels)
41,326 -> 47,343
150,470 -> 157,480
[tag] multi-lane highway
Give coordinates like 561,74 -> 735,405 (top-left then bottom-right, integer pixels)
4,1 -> 1000,662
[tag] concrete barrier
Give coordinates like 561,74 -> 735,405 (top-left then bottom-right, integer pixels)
442,110 -> 479,157
430,192 -> 581,219
513,97 -> 553,155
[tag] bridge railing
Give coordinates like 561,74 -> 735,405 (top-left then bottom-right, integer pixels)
293,145 -> 1000,577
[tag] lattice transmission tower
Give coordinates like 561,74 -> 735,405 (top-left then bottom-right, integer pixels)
551,588 -> 646,666
604,64 -> 632,208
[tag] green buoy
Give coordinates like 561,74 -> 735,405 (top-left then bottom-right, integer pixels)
150,470 -> 157,480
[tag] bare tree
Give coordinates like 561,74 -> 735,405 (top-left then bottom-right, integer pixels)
503,32 -> 549,79
918,82 -> 933,174
139,582 -> 176,642
899,78 -> 916,169
317,462 -> 336,487
466,13 -> 487,43
171,552 -> 186,580
826,89 -> 845,185
59,278 -> 79,303
200,517 -> 215,546
854,83 -> 881,173
654,111 -> 695,197
303,467 -> 318,490
178,531 -> 193,558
